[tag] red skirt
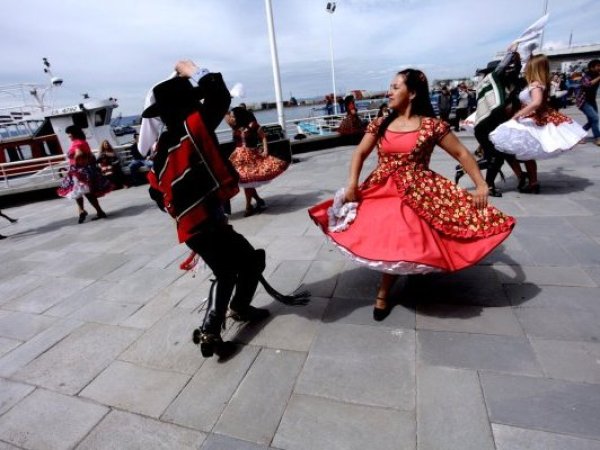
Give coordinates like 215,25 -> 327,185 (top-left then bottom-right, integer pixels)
308,177 -> 512,274
229,146 -> 289,188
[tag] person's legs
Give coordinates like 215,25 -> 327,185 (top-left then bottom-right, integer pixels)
580,103 -> 600,139
243,188 -> 255,216
373,273 -> 398,321
520,160 -> 540,193
84,194 -> 107,219
475,120 -> 503,196
75,198 -> 88,223
505,155 -> 527,190
187,224 -> 267,355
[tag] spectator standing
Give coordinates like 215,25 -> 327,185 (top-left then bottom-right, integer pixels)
438,86 -> 452,123
454,83 -> 469,131
576,59 -> 600,146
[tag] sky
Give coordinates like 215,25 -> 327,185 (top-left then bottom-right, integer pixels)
1,0 -> 600,116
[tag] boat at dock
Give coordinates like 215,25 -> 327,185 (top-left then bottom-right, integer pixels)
0,60 -> 133,196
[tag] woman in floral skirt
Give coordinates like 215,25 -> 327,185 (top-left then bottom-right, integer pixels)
227,106 -> 289,216
308,69 -> 515,321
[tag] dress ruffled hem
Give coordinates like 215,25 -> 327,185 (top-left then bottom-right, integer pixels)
490,117 -> 586,160
326,234 -> 443,275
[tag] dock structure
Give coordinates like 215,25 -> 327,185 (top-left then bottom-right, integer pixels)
0,106 -> 599,449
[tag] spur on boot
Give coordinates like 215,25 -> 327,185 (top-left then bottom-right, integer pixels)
230,305 -> 270,322
193,331 -> 235,358
373,296 -> 392,322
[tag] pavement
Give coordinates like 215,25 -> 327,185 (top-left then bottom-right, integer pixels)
0,107 -> 599,449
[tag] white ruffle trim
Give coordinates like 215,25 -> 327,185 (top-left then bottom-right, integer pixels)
327,188 -> 359,232
489,118 -> 586,160
326,235 -> 443,275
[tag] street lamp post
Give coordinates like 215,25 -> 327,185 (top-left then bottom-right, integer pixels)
264,0 -> 286,131
326,2 -> 338,114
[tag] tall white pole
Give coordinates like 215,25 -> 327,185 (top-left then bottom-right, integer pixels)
540,0 -> 549,50
327,7 -> 338,114
264,0 -> 286,131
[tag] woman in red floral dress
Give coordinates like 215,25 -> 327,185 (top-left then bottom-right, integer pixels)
308,69 -> 515,321
227,106 -> 289,216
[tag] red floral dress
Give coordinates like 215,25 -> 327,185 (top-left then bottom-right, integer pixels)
229,121 -> 289,188
308,117 -> 516,274
57,139 -> 112,199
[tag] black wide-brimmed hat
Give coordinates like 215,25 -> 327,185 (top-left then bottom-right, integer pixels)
142,76 -> 202,119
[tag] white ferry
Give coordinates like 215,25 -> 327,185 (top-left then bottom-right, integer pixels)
0,60 -> 132,196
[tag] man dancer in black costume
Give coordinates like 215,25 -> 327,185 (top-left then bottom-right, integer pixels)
143,60 -> 272,358
473,47 -> 527,197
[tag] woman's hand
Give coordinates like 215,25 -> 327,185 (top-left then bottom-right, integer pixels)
472,183 -> 489,209
345,184 -> 359,203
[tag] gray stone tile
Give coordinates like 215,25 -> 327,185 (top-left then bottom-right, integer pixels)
0,441 -> 20,449
0,311 -> 57,341
332,266 -> 382,299
272,394 -> 415,450
77,410 -> 206,450
2,277 -> 92,313
404,267 -> 509,307
265,236 -> 323,261
230,294 -> 328,352
162,345 -> 260,432
418,330 -> 541,375
43,280 -> 116,317
200,434 -> 269,450
492,424 -> 600,450
120,290 -> 182,329
506,284 -> 600,311
13,323 -> 141,395
0,338 -> 20,358
481,372 -> 600,440
510,234 -> 579,266
0,379 -> 34,416
0,274 -> 45,306
0,388 -> 108,450
514,306 -> 600,341
214,348 -> 305,445
322,296 -> 415,329
417,304 -> 523,336
494,264 -> 597,287
68,300 -> 141,325
0,319 -> 83,377
119,309 -> 205,375
299,260 -> 345,299
417,365 -> 494,450
295,324 -> 415,409
531,338 -> 600,384
560,233 -> 600,266
64,253 -> 130,279
80,360 -> 189,418
102,268 -> 182,305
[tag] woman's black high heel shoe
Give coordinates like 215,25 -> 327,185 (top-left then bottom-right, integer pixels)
373,296 -> 393,322
517,173 -> 529,191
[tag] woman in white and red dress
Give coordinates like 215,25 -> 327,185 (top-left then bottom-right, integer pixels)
490,54 -> 586,194
308,69 -> 515,321
57,125 -> 111,223
227,106 -> 289,216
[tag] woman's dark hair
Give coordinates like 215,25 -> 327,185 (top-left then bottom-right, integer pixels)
378,69 -> 435,138
65,125 -> 86,140
230,106 -> 257,129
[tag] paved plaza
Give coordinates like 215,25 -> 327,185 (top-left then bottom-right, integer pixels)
0,110 -> 600,449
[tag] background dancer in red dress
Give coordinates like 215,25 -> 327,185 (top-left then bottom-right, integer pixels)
226,106 -> 289,217
309,69 -> 515,321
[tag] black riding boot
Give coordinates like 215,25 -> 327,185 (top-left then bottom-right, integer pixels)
229,249 -> 270,322
197,276 -> 236,357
